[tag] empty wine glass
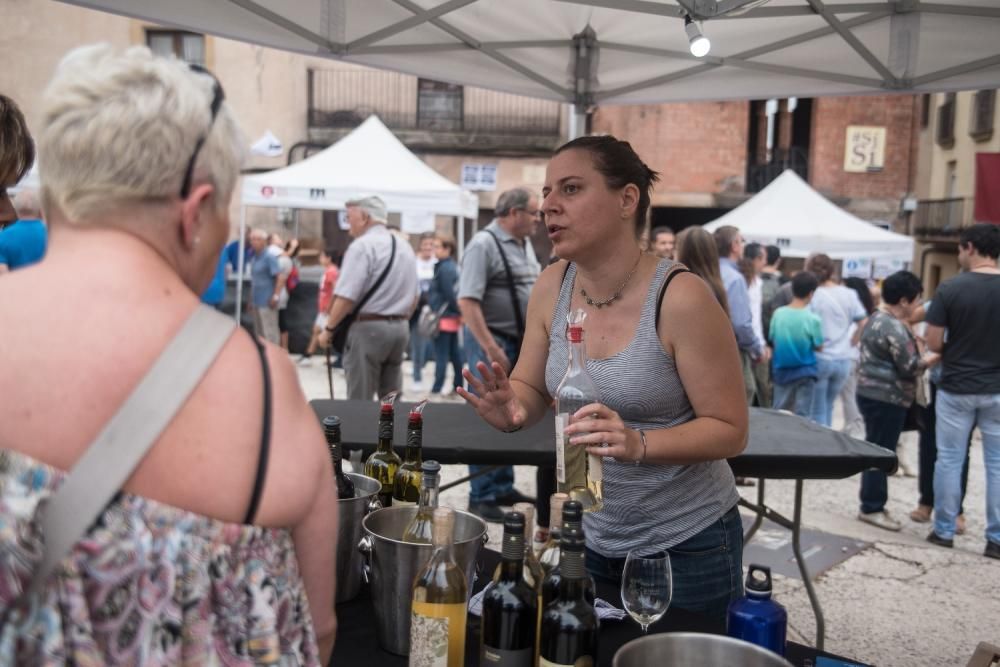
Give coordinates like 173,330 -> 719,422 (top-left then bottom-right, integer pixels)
620,549 -> 672,634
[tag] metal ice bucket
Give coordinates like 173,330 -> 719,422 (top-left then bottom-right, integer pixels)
613,632 -> 793,667
335,472 -> 381,603
359,506 -> 487,655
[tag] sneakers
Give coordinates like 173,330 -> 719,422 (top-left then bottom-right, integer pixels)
411,380 -> 425,392
926,531 -> 954,548
468,502 -> 505,523
985,541 -> 1000,560
858,510 -> 902,532
297,355 -> 312,367
909,504 -> 932,523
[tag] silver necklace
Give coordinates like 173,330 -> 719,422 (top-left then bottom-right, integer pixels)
579,252 -> 643,309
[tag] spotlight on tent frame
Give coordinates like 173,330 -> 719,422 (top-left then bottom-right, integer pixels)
684,15 -> 711,58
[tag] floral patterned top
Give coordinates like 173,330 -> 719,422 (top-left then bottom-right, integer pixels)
0,449 -> 321,666
857,310 -> 924,407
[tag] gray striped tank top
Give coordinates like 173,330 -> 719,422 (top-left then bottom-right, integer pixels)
544,259 -> 739,557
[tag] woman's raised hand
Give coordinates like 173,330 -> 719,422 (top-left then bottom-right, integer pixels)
456,361 -> 527,432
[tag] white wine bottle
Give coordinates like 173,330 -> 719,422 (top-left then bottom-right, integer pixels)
409,507 -> 468,667
554,309 -> 604,512
393,399 -> 428,506
365,391 -> 402,507
402,460 -> 441,544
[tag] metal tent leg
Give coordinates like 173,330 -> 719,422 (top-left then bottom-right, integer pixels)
792,479 -> 825,650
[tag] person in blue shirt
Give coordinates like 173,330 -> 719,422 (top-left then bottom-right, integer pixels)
0,94 -> 34,232
200,249 -> 228,308
770,271 -> 824,418
0,190 -> 47,273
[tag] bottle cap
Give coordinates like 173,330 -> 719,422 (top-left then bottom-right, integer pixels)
504,511 -> 525,534
567,326 -> 583,343
380,390 -> 398,414
562,499 -> 583,529
322,415 -> 341,438
409,399 -> 429,425
745,564 -> 773,595
421,460 -> 441,478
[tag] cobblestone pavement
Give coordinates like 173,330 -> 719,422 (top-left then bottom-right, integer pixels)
295,356 -> 1000,666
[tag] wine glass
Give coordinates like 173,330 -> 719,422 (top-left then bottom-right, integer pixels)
620,549 -> 672,634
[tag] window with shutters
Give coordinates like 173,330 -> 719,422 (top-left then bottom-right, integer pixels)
936,93 -> 956,148
969,90 -> 996,142
146,30 -> 205,65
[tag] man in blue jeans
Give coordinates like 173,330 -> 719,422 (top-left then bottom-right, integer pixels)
926,224 -> 1000,560
458,187 -> 541,521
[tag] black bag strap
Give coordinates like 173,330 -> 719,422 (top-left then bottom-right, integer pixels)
484,230 -> 525,340
353,235 -> 396,315
655,265 -> 691,332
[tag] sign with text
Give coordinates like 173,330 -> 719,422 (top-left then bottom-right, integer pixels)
842,257 -> 873,279
844,126 -> 886,173
873,257 -> 906,280
461,163 -> 498,191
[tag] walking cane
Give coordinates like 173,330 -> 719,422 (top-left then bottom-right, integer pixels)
325,346 -> 334,399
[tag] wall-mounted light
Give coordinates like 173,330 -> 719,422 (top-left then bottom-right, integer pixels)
685,15 -> 711,58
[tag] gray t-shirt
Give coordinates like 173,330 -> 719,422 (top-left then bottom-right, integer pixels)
458,220 -> 540,339
277,254 -> 293,309
334,225 -> 419,316
250,246 -> 282,308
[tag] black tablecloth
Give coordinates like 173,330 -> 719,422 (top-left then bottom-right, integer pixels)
330,548 -> 869,666
310,401 -> 897,479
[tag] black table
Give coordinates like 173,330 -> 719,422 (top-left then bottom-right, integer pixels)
330,548 -> 870,666
312,400 -> 897,650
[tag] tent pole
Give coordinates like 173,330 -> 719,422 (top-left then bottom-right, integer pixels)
457,215 -> 465,260
235,205 -> 247,326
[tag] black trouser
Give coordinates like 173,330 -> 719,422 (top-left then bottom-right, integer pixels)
917,382 -> 972,512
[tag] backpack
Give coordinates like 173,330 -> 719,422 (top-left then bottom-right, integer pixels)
286,265 -> 300,292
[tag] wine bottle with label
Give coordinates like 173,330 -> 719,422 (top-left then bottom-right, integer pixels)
410,507 -> 468,667
480,511 -> 538,667
538,493 -> 569,575
541,500 -> 595,609
393,399 -> 427,506
539,527 -> 598,667
322,415 -> 355,499
554,309 -> 604,513
402,460 -> 441,544
365,391 -> 401,507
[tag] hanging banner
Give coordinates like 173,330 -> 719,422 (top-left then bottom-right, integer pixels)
402,211 -> 436,234
873,257 -> 906,280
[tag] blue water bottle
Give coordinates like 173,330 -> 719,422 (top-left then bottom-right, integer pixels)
727,564 -> 788,656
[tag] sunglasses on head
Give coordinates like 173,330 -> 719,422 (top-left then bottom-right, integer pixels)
179,63 -> 225,199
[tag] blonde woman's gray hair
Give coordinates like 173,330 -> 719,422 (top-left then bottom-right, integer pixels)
38,44 -> 245,222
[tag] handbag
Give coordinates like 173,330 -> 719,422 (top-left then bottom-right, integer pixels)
1,306 -> 235,649
417,302 -> 448,339
329,236 -> 396,355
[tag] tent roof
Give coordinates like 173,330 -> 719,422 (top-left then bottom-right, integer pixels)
57,0 -> 1000,105
242,115 -> 478,218
703,170 -> 914,261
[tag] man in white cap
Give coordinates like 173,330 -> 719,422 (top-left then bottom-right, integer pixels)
320,195 -> 419,400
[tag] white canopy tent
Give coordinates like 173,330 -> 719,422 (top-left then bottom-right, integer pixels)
56,0 -> 1000,110
242,115 -> 478,219
238,115 -> 478,320
703,169 -> 914,267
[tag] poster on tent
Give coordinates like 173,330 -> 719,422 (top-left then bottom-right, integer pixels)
842,258 -> 872,279
873,258 -> 906,280
338,210 -> 349,231
402,211 -> 436,234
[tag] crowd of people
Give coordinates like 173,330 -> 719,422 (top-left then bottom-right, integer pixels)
1,41 -> 997,666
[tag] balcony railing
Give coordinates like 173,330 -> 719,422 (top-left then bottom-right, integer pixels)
911,197 -> 974,238
746,146 -> 809,193
308,69 -> 562,146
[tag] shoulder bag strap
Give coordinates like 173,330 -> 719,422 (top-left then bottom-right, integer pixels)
484,230 -> 524,340
353,235 -> 397,314
28,305 -> 237,596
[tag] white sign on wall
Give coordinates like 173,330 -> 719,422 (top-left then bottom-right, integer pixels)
461,163 -> 498,191
844,126 -> 887,173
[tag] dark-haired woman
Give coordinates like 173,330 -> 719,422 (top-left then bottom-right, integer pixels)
856,270 -> 938,532
458,135 -> 748,625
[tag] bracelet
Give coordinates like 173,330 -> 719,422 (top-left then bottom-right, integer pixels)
634,429 -> 648,465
